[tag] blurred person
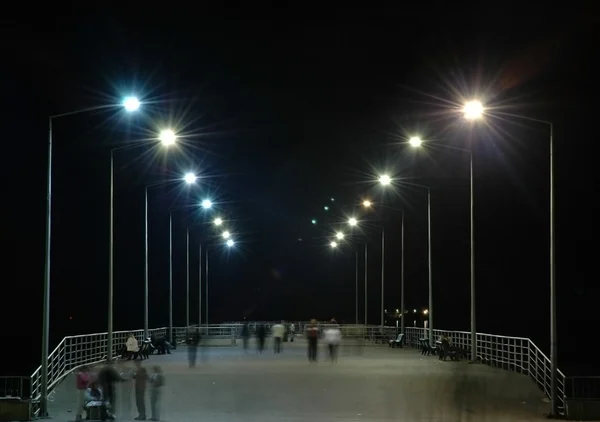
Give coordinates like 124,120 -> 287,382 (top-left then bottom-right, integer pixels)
133,359 -> 148,420
83,381 -> 107,420
126,333 -> 140,360
97,362 -> 125,420
151,335 -> 171,355
74,365 -> 90,421
187,327 -> 200,367
272,321 -> 285,353
306,319 -> 319,362
149,366 -> 165,421
324,324 -> 342,362
256,324 -> 266,353
241,323 -> 250,351
289,323 -> 295,342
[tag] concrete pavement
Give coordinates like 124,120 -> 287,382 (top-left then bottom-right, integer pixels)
47,339 -> 550,421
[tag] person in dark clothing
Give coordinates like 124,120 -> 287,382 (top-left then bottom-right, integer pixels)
306,319 -> 319,362
151,336 -> 171,355
241,323 -> 250,351
133,360 -> 147,420
97,363 -> 125,420
256,324 -> 266,353
187,328 -> 200,367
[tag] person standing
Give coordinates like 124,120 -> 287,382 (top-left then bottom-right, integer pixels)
306,319 -> 319,362
149,366 -> 165,421
133,360 -> 148,420
324,324 -> 342,362
97,362 -> 124,420
289,323 -> 295,342
187,328 -> 200,367
74,365 -> 90,421
241,323 -> 250,352
256,324 -> 266,354
272,321 -> 285,353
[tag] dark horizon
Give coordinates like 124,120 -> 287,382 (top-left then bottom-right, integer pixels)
2,8 -> 597,376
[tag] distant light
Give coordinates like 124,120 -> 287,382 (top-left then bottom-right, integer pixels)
409,136 -> 422,147
214,217 -> 223,226
330,241 -> 338,248
413,309 -> 417,313
222,231 -> 231,239
183,172 -> 197,184
159,129 -> 177,146
324,206 -> 329,211
379,175 -> 391,186
463,100 -> 484,120
396,309 -> 399,313
423,309 -> 429,315
335,232 -> 344,240
330,197 -> 335,202
226,239 -> 235,247
122,96 -> 140,112
201,199 -> 212,209
348,217 -> 358,226
298,238 -> 303,242
311,219 -> 317,225
362,200 -> 372,208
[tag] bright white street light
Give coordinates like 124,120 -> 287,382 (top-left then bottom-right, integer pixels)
201,199 -> 213,209
379,174 -> 391,186
348,217 -> 358,226
122,96 -> 140,112
335,232 -> 344,240
183,172 -> 197,184
330,241 -> 338,248
214,217 -> 223,226
463,100 -> 484,120
159,129 -> 177,146
362,200 -> 372,208
226,239 -> 235,247
409,136 -> 422,147
222,230 -> 231,239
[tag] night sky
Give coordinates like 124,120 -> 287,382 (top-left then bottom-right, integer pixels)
2,7 -> 597,375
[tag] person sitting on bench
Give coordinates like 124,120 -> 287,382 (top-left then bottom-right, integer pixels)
84,381 -> 108,420
126,333 -> 139,360
151,336 -> 171,355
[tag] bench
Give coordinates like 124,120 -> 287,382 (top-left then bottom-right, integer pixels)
437,340 -> 467,361
418,338 -> 437,356
388,333 -> 405,348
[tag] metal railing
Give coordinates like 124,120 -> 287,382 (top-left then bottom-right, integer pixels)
565,376 -> 600,400
404,327 -> 567,413
0,376 -> 30,400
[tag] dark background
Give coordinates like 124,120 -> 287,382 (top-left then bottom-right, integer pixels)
1,6 -> 597,375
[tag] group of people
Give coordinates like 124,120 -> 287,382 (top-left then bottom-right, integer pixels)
240,321 -> 296,353
74,360 -> 165,421
306,318 -> 342,362
124,333 -> 172,360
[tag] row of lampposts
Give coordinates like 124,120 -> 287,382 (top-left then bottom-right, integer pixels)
324,99 -> 558,416
41,96 -> 239,416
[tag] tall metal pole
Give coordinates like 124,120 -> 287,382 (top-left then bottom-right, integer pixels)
364,243 -> 368,326
469,151 -> 476,362
144,187 -> 149,339
205,249 -> 209,326
40,117 -> 53,417
549,123 -> 558,416
199,243 -> 202,325
169,212 -> 173,344
400,213 -> 405,335
186,229 -> 190,328
380,228 -> 385,330
355,251 -> 359,325
107,151 -> 114,361
427,189 -> 433,347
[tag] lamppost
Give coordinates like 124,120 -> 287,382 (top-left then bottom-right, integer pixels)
108,128 -> 177,362
328,232 -> 361,325
41,96 -> 140,417
144,172 -> 197,338
379,170 -> 432,343
407,110 -> 478,362
204,233 -> 237,327
475,108 -> 557,415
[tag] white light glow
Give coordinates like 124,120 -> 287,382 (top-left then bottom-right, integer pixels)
348,217 -> 358,226
222,231 -> 231,239
159,129 -> 177,146
122,96 -> 140,112
201,199 -> 212,209
183,172 -> 197,184
214,217 -> 223,226
362,200 -> 372,208
330,241 -> 338,248
335,232 -> 344,240
379,174 -> 391,186
463,100 -> 484,120
409,136 -> 422,147
226,239 -> 235,247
